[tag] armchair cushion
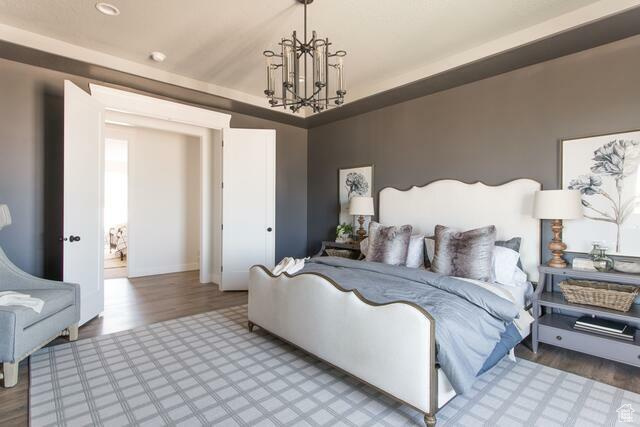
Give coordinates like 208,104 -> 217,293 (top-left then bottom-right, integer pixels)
10,289 -> 76,329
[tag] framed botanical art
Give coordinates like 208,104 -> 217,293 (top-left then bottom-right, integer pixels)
562,130 -> 640,256
338,165 -> 374,230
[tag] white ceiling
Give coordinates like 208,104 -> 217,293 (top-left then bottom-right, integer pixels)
0,0 -> 638,116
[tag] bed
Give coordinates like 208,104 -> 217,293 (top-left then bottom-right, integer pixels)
248,179 -> 541,426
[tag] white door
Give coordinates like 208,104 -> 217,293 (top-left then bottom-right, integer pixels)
63,81 -> 105,325
221,129 -> 275,290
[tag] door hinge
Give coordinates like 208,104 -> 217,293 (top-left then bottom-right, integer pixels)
221,224 -> 224,230
221,266 -> 223,272
221,182 -> 224,189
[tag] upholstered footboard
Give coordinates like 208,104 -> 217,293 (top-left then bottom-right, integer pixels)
248,265 -> 440,426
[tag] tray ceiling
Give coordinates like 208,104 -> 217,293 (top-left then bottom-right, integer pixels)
0,0 -> 637,117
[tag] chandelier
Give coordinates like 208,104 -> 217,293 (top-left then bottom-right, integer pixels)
263,0 -> 346,113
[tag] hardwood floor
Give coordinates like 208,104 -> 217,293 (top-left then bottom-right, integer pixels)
1,272 -> 639,426
0,271 -> 247,427
516,340 -> 640,394
104,266 -> 127,279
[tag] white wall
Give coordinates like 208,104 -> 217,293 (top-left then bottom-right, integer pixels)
104,138 -> 128,233
125,126 -> 201,277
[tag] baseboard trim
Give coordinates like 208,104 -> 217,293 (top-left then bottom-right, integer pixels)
128,263 -> 199,278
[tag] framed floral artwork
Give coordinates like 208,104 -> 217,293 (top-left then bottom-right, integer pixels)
338,165 -> 374,230
562,130 -> 640,256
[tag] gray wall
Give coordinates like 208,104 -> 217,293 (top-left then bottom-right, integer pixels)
0,58 -> 307,279
307,35 -> 640,256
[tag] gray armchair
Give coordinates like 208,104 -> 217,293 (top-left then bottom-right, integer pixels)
0,205 -> 80,387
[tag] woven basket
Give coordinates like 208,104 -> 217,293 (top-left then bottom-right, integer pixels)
325,249 -> 354,258
558,279 -> 640,312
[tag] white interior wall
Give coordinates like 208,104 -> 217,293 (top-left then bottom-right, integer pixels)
104,138 -> 128,233
113,125 -> 201,277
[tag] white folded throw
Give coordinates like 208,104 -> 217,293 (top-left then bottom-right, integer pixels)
272,257 -> 309,276
0,291 -> 45,313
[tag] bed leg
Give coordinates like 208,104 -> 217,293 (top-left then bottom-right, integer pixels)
424,413 -> 436,427
247,321 -> 255,332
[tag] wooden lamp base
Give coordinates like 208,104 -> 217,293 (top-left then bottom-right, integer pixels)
548,219 -> 568,268
356,215 -> 366,241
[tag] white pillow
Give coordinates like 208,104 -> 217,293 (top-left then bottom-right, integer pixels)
406,234 -> 426,268
492,245 -> 521,286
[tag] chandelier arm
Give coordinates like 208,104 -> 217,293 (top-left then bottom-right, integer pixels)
309,86 -> 323,99
284,85 -> 306,102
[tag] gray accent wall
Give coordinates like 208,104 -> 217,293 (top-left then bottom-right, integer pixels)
307,35 -> 640,256
0,58 -> 307,279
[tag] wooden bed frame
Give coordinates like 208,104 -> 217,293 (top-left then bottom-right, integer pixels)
248,179 -> 541,426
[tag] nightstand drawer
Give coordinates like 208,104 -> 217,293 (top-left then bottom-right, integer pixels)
538,315 -> 640,367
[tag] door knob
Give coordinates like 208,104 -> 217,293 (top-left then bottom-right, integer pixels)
267,227 -> 273,232
69,235 -> 81,242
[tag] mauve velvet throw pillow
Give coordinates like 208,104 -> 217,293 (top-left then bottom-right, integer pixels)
365,222 -> 413,266
432,225 -> 496,281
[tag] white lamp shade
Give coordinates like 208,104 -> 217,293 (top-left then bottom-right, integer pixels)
533,190 -> 584,220
349,196 -> 375,216
0,204 -> 12,230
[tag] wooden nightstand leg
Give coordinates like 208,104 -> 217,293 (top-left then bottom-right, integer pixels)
531,270 -> 546,354
248,321 -> 255,332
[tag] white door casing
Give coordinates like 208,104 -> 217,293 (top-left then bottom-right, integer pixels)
221,129 -> 276,290
63,81 -> 105,325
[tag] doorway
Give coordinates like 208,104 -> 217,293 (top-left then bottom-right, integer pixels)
103,123 -> 202,282
104,137 -> 128,279
64,81 -> 275,325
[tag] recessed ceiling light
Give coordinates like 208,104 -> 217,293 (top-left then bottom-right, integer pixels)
149,51 -> 167,63
95,2 -> 120,16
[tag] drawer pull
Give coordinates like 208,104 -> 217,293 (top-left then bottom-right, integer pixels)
556,335 -> 562,341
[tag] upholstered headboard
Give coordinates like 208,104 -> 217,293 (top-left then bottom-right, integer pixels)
379,179 -> 541,282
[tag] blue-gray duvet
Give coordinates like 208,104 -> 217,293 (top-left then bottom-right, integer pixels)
296,257 -> 522,394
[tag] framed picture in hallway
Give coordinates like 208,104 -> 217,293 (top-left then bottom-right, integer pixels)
562,130 -> 640,256
338,165 -> 374,231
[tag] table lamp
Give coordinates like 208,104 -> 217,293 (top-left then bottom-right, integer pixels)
533,190 -> 584,268
349,196 -> 374,241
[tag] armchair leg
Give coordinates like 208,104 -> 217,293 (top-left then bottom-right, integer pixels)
68,324 -> 79,341
3,362 -> 18,388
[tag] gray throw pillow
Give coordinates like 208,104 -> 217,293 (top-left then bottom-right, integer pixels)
432,225 -> 496,281
365,222 -> 413,266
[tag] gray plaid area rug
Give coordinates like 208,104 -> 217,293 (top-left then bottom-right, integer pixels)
30,305 -> 640,426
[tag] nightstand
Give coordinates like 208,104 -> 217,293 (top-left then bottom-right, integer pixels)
315,241 -> 362,259
532,265 -> 640,367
